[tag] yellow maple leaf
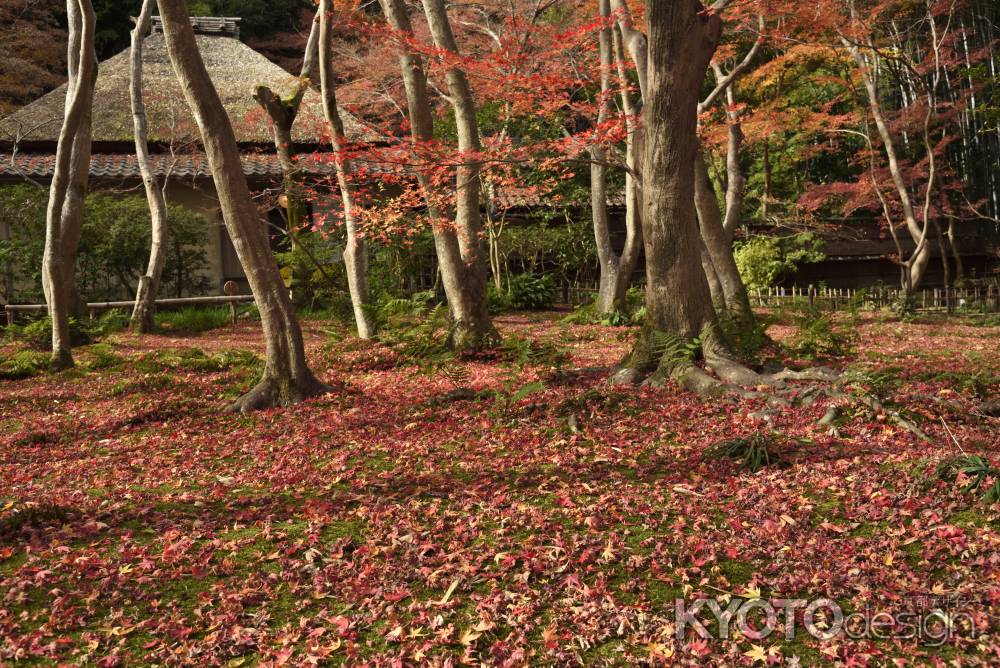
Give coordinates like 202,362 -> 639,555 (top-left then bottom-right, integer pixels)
744,644 -> 767,664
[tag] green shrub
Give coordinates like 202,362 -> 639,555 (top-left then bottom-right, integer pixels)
494,274 -> 556,312
785,305 -> 855,359
83,343 -> 124,370
133,348 -> 261,374
0,186 -> 212,304
155,307 -> 232,334
563,287 -> 645,327
734,233 -> 825,291
10,316 -> 93,350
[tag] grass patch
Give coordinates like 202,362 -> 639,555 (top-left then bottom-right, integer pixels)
110,373 -> 175,397
155,306 -> 233,335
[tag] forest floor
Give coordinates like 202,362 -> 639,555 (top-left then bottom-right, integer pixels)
1,310 -> 999,666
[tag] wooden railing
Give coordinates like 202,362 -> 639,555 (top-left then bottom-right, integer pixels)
4,294 -> 254,326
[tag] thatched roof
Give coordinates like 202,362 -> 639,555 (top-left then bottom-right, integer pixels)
0,31 -> 375,146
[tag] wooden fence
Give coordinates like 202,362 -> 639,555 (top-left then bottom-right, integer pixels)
751,284 -> 1000,312
4,294 -> 255,327
565,281 -> 1000,312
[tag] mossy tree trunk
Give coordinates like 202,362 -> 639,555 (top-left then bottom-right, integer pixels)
318,0 -> 374,339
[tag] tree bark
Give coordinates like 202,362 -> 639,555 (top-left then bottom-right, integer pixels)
590,0 -> 617,313
43,0 -> 97,369
588,17 -> 642,315
130,0 -> 170,334
252,15 -> 320,305
319,0 -> 374,339
419,0 -> 496,351
156,0 -> 330,411
694,150 -> 753,328
624,0 -> 727,384
379,0 -> 496,351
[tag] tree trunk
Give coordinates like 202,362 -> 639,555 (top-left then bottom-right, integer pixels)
419,0 -> 496,351
156,0 -> 330,412
694,150 -> 754,328
590,0 -> 618,314
43,0 -> 97,370
625,0 -> 725,383
609,3 -> 649,314
379,0 -> 496,351
252,16 -> 320,306
319,0 -> 374,339
843,37 -> 932,293
130,0 -> 170,334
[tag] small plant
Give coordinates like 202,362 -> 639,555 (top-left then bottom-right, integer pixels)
705,431 -> 790,472
785,305 -> 855,359
133,348 -> 262,374
937,455 -> 1000,504
0,350 -> 49,380
499,333 -> 569,371
650,330 -> 702,367
375,298 -> 454,370
0,501 -> 71,540
83,343 -> 124,370
844,366 -> 904,403
562,287 -> 646,327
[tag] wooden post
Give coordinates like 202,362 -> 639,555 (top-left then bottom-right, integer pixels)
223,280 -> 239,325
5,308 -> 13,327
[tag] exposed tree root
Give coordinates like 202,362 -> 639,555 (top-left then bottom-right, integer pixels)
612,324 -> 939,443
855,394 -> 931,442
227,372 -> 335,413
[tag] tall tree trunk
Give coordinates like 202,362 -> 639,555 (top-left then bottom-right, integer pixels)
419,0 -> 496,351
43,0 -> 97,370
614,0 -> 753,391
589,18 -> 643,315
156,0 -> 330,411
130,0 -> 170,334
590,0 -> 619,314
379,0 -> 496,351
319,0 -> 374,339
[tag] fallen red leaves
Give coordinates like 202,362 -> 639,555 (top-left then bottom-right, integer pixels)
1,313 -> 998,665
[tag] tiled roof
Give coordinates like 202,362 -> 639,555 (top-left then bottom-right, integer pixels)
0,152 -> 341,180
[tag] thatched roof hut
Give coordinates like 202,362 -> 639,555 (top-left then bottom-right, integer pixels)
0,20 -> 374,148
